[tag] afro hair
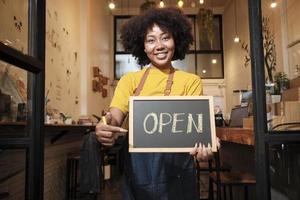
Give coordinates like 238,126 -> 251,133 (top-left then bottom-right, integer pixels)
120,7 -> 193,66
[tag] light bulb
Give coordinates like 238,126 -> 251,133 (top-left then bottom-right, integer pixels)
159,0 -> 165,8
178,0 -> 184,7
212,59 -> 217,64
234,36 -> 240,43
270,2 -> 277,8
202,69 -> 207,74
108,2 -> 115,9
199,0 -> 204,4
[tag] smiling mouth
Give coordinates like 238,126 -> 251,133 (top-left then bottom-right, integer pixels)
155,52 -> 168,59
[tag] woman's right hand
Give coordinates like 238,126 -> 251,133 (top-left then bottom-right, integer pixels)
95,112 -> 128,146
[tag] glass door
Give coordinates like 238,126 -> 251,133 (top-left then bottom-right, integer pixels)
248,0 -> 300,199
0,0 -> 45,199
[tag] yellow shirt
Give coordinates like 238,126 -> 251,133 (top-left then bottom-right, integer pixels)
110,67 -> 203,113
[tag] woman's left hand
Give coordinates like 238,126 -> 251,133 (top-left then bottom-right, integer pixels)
190,137 -> 220,161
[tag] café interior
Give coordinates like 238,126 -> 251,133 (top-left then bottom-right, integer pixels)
0,0 -> 300,199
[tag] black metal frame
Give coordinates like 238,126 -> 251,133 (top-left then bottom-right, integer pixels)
0,0 -> 45,199
248,0 -> 300,199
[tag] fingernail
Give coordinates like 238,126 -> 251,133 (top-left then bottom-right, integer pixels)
119,128 -> 128,132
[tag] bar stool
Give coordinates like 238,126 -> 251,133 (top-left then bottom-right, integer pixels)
66,155 -> 80,200
0,192 -> 9,199
208,149 -> 256,200
196,157 -> 232,199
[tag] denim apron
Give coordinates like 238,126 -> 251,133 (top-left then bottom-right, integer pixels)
121,67 -> 198,200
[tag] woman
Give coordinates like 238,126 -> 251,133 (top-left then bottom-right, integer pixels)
96,7 -> 211,200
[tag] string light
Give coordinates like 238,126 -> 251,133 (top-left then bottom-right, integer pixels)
108,1 -> 115,9
159,0 -> 165,8
178,0 -> 184,7
234,36 -> 240,43
191,1 -> 196,7
233,0 -> 240,43
199,0 -> 204,4
212,59 -> 217,64
270,0 -> 277,8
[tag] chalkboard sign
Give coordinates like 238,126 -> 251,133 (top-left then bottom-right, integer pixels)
129,96 -> 216,152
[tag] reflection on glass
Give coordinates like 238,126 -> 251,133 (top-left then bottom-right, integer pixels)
195,16 -> 221,51
0,60 -> 28,124
172,54 -> 195,73
115,54 -> 141,79
116,18 -> 130,52
269,143 -> 300,200
188,17 -> 196,50
0,149 -> 26,200
197,54 -> 223,78
267,90 -> 300,131
0,0 -> 28,54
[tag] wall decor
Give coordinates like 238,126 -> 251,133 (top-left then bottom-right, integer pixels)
242,41 -> 251,68
92,80 -> 98,92
102,88 -> 108,98
93,66 -> 100,77
13,16 -> 23,32
262,16 -> 276,83
102,76 -> 109,85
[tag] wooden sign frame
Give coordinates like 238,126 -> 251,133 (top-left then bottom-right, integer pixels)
129,96 -> 217,152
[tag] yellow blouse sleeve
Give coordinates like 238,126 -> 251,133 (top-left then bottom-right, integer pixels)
110,73 -> 135,114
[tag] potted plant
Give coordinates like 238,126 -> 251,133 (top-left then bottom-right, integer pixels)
274,72 -> 290,95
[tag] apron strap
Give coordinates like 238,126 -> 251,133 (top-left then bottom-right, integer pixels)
134,67 -> 175,96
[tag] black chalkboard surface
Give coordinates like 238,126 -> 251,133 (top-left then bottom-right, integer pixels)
129,96 -> 216,152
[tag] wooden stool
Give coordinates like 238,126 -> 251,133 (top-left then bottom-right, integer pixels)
208,150 -> 256,200
196,159 -> 231,199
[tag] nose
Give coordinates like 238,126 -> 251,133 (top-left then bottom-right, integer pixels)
155,39 -> 165,50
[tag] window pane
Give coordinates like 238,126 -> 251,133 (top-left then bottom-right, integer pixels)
269,143 -> 300,200
196,53 -> 223,78
115,54 -> 141,79
188,16 -> 196,51
0,61 -> 29,137
0,0 -> 28,54
268,100 -> 300,131
195,15 -> 221,51
172,54 -> 195,73
0,149 -> 26,200
116,18 -> 130,52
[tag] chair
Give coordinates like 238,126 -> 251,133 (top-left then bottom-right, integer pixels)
196,156 -> 232,199
66,155 -> 80,200
208,149 -> 256,200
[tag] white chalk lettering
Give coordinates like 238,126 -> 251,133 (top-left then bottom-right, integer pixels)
159,113 -> 172,133
143,113 -> 158,134
142,112 -> 203,134
187,113 -> 203,133
171,113 -> 185,133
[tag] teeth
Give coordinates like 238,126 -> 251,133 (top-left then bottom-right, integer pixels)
156,53 -> 166,58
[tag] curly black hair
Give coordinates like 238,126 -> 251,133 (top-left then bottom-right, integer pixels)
120,7 -> 193,66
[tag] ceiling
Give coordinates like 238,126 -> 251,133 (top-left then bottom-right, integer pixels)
114,0 -> 230,10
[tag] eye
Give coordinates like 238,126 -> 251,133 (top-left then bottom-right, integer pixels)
162,35 -> 170,41
146,38 -> 155,44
